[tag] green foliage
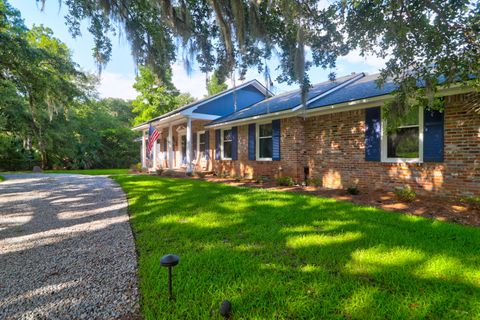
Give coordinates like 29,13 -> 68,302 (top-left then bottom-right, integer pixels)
113,176 -> 480,319
0,176 -> 4,182
460,196 -> 480,208
46,0 -> 478,115
255,175 -> 269,184
206,72 -> 228,96
194,171 -> 206,178
132,66 -> 195,125
346,186 -> 360,195
394,185 -> 417,202
277,176 -> 295,186
0,2 -> 139,171
306,177 -> 322,187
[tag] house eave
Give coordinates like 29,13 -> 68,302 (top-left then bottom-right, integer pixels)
206,84 -> 474,129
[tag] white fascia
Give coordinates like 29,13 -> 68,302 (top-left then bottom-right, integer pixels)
180,109 -> 221,121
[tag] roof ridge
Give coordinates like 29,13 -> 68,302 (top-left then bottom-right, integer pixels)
208,73 -> 363,125
301,72 -> 365,109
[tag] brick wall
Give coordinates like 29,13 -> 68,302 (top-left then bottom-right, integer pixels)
304,109 -> 451,195
305,94 -> 479,197
208,93 -> 479,198
442,94 -> 480,197
212,117 -> 307,179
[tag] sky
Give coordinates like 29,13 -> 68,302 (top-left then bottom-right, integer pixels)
10,0 -> 386,100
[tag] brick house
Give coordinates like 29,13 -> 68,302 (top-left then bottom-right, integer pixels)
133,73 -> 479,198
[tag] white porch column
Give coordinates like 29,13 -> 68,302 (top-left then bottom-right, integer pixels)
186,117 -> 193,173
141,130 -> 146,169
167,124 -> 173,168
153,138 -> 158,169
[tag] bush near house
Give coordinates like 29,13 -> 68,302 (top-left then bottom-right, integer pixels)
113,175 -> 480,320
394,185 -> 417,202
276,176 -> 295,186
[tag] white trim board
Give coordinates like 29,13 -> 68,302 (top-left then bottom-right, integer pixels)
255,120 -> 273,161
380,106 -> 424,164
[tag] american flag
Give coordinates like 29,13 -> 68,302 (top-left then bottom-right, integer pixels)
146,124 -> 160,158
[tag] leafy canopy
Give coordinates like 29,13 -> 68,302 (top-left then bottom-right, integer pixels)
132,66 -> 194,125
206,71 -> 228,97
41,0 -> 479,110
0,1 -> 139,170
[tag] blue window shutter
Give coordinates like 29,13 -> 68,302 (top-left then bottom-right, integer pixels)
205,131 -> 210,160
423,109 -> 444,162
248,123 -> 256,160
272,119 -> 281,160
232,126 -> 238,160
215,129 -> 221,160
365,107 -> 381,161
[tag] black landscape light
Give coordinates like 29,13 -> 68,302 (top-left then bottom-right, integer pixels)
220,300 -> 232,319
160,254 -> 180,300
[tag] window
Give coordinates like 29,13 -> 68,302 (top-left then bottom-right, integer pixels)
222,129 -> 233,160
198,131 -> 206,159
257,123 -> 273,160
382,107 -> 423,162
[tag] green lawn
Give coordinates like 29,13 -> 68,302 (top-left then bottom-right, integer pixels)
113,175 -> 480,320
45,168 -> 130,175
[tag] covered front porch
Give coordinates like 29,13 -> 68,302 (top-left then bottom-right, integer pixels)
132,79 -> 270,172
140,113 -> 214,173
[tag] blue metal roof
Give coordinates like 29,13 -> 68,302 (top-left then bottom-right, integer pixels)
308,73 -> 397,109
210,73 -> 360,124
133,79 -> 269,129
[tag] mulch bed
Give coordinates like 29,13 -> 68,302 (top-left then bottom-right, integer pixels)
202,176 -> 480,227
141,170 -> 480,227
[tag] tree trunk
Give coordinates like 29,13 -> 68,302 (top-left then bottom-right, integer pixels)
27,91 -> 47,169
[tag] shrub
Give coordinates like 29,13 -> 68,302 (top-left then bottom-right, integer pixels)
195,171 -> 206,178
306,177 -> 322,187
394,185 -> 416,202
277,176 -> 295,187
255,176 -> 269,184
135,162 -> 142,171
346,186 -> 360,195
155,168 -> 163,175
460,196 -> 480,208
162,169 -> 175,177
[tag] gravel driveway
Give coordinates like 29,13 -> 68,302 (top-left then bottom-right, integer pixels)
0,174 -> 139,319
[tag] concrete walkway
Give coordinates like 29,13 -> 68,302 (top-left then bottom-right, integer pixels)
0,174 -> 139,319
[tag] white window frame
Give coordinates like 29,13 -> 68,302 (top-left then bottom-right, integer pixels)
221,128 -> 233,160
197,130 -> 206,159
256,121 -> 273,161
381,106 -> 424,163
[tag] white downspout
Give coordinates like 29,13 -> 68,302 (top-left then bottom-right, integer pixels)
153,138 -> 158,170
168,124 -> 173,169
186,117 -> 193,173
141,130 -> 146,169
